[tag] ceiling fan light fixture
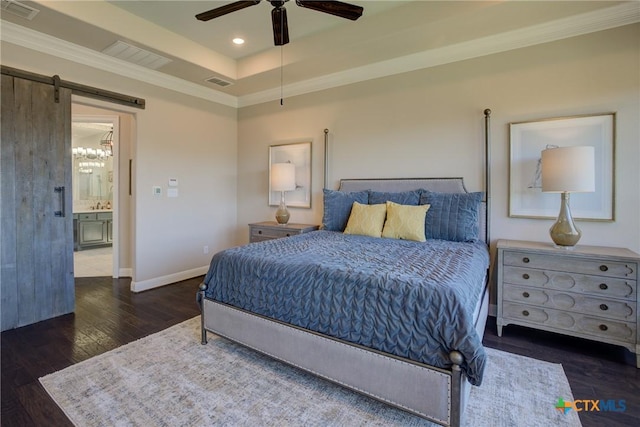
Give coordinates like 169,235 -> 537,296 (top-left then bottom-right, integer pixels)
196,0 -> 363,47
271,5 -> 289,46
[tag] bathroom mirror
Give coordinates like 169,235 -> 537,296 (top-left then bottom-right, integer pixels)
72,122 -> 114,209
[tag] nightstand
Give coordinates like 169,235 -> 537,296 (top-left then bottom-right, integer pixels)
249,221 -> 319,243
496,239 -> 639,368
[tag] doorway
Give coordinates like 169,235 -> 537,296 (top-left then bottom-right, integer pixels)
71,114 -> 120,277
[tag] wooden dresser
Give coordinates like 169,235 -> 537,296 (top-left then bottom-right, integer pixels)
249,221 -> 319,243
496,239 -> 639,368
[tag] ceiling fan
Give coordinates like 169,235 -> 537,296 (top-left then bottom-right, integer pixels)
196,0 -> 364,46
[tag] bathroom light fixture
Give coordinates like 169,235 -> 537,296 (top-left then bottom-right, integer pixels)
270,162 -> 296,225
100,128 -> 114,156
79,161 -> 106,168
77,161 -> 106,174
541,145 -> 595,248
72,147 -> 110,160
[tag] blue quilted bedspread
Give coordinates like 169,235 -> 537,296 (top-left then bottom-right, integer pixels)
203,231 -> 489,385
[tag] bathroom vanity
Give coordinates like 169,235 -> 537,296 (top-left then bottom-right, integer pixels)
73,210 -> 112,251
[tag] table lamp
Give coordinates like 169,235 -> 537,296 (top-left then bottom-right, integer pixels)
541,146 -> 595,248
270,162 -> 296,224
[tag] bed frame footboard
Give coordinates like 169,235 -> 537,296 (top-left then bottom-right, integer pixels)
198,284 -> 470,427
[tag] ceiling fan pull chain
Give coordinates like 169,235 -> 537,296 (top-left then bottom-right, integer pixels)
280,44 -> 284,106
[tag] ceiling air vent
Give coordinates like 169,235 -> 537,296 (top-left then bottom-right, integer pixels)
205,76 -> 234,87
101,40 -> 172,70
1,0 -> 39,20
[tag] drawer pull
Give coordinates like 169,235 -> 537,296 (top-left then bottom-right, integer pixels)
286,233 -> 291,237
599,283 -> 608,290
599,265 -> 608,272
599,324 -> 608,331
522,310 -> 530,317
522,292 -> 530,298
258,230 -> 263,234
599,304 -> 608,311
522,274 -> 530,280
522,257 -> 530,264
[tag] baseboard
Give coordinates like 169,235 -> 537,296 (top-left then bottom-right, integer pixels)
130,266 -> 208,293
118,268 -> 133,278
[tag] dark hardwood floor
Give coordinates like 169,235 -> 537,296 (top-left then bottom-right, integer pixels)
2,276 -> 638,426
1,276 -> 201,427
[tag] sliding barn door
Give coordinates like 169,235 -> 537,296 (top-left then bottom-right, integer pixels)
1,74 -> 74,331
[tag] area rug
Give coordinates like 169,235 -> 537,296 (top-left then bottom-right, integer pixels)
40,317 -> 581,427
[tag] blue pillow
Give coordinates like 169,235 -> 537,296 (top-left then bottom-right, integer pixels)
419,191 -> 483,242
322,189 -> 370,232
368,190 -> 421,206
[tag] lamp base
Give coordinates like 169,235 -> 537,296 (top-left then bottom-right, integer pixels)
549,192 -> 581,248
275,206 -> 290,225
275,192 -> 290,225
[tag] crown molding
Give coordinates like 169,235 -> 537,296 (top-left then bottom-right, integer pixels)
0,20 -> 239,108
39,0 -> 237,79
2,2 -> 638,110
238,2 -> 640,107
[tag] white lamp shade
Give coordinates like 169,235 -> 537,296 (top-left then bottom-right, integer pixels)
271,163 -> 296,192
541,146 -> 595,193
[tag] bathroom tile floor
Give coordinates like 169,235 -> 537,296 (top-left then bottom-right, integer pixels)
74,246 -> 112,277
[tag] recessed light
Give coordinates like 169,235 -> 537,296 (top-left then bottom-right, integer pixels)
232,38 -> 245,45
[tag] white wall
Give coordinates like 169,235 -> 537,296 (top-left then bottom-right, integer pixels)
1,41 -> 238,291
237,24 -> 640,255
132,95 -> 237,290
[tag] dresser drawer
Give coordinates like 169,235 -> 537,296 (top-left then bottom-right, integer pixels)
503,266 -> 637,300
96,212 -> 112,220
504,251 -> 637,279
503,302 -> 567,326
502,302 -> 636,343
251,227 -> 297,240
579,316 -> 636,343
248,222 -> 319,243
503,284 -> 635,322
78,213 -> 97,220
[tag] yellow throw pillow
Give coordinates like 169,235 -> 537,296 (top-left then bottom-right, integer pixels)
381,201 -> 430,242
343,202 -> 387,238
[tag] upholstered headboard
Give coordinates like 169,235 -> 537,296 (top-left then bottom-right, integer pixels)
338,177 -> 487,244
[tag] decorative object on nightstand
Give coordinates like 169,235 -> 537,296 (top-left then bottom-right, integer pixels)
270,162 -> 296,225
541,145 -> 595,248
496,239 -> 639,368
249,221 -> 319,243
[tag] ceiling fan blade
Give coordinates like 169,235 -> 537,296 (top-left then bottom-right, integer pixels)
295,0 -> 363,21
196,1 -> 261,21
271,6 -> 290,46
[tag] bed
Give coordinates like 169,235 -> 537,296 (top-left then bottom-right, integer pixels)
199,175 -> 490,427
199,111 -> 492,426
